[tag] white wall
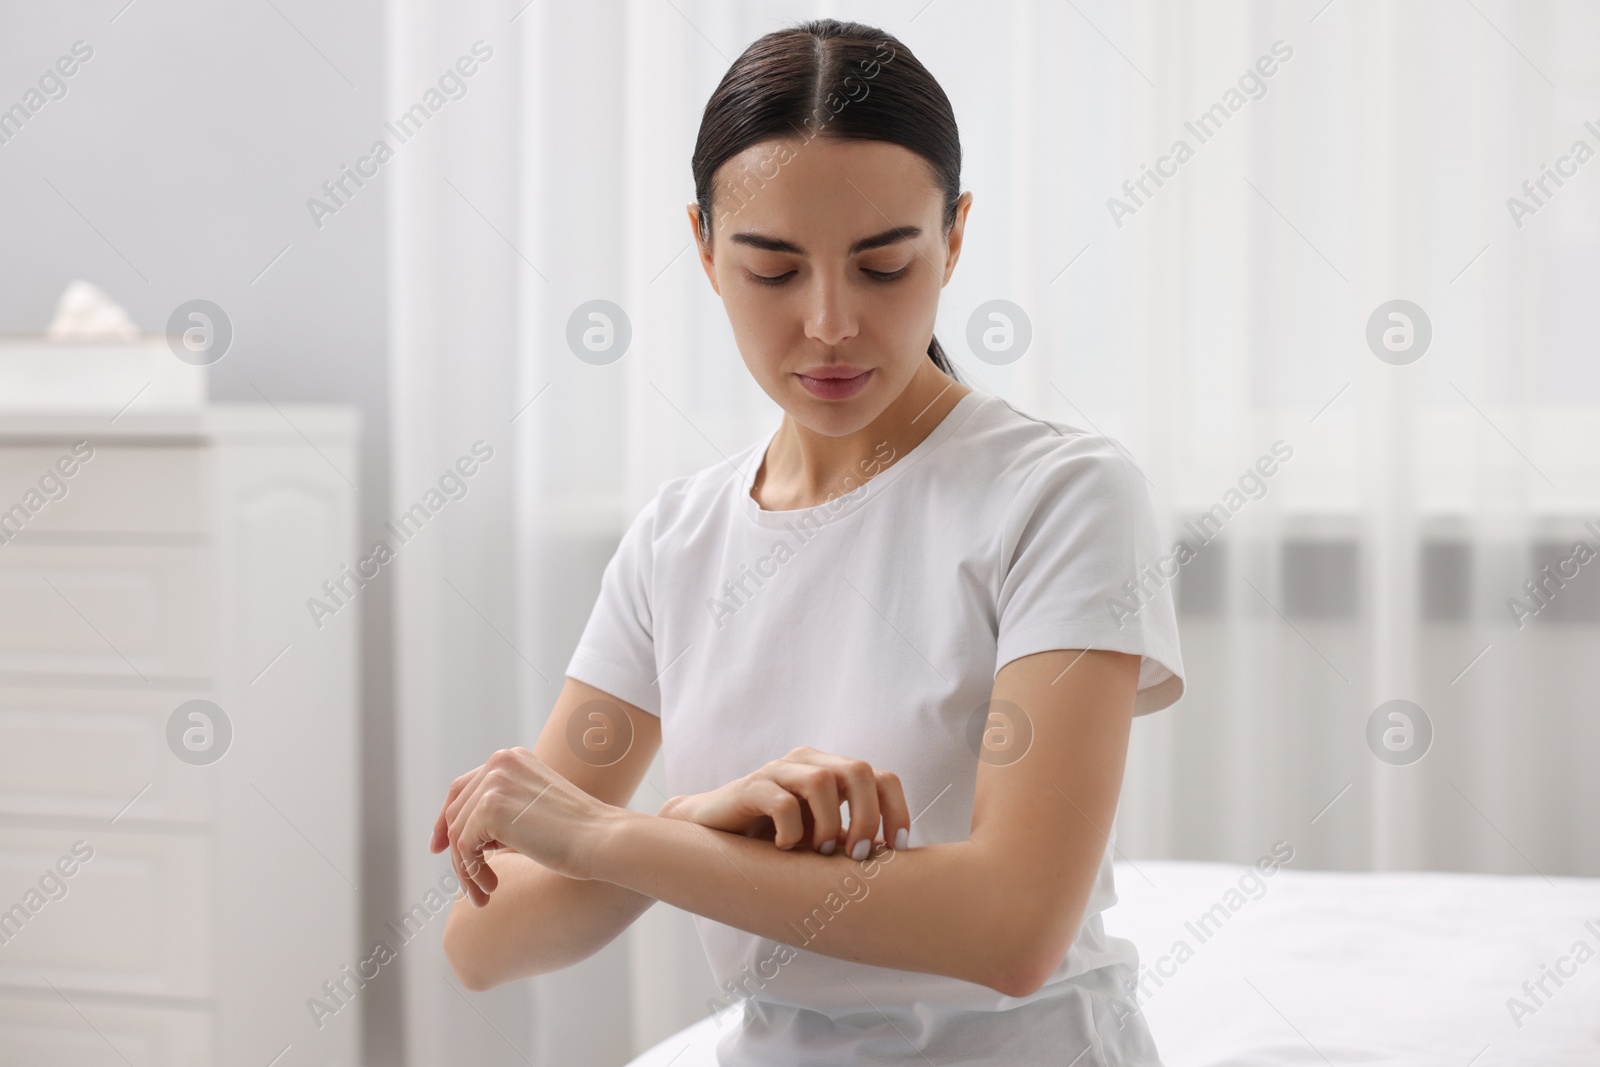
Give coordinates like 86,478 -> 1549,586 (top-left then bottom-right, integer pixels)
0,4 -> 403,1063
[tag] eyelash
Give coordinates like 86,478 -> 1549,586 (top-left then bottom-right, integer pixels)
748,267 -> 909,286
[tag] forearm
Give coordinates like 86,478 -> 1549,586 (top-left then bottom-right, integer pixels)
590,808 -> 1048,997
443,849 -> 655,991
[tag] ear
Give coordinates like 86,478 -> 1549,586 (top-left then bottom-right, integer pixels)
687,203 -> 721,295
942,192 -> 974,286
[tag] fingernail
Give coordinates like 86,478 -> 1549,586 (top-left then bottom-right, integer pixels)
851,839 -> 870,861
894,827 -> 909,850
820,839 -> 836,855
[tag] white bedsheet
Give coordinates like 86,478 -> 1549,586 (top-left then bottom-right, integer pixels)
1107,859 -> 1600,1066
623,860 -> 1600,1066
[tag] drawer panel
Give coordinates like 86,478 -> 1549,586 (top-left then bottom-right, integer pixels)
0,688 -> 216,824
0,993 -> 210,1067
0,826 -> 210,998
0,546 -> 211,679
0,444 -> 206,538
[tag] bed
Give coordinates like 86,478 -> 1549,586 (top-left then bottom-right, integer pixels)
623,859 -> 1600,1066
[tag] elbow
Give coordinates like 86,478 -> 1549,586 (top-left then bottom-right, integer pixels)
455,968 -> 493,994
991,952 -> 1053,1000
452,961 -> 494,994
988,901 -> 1082,999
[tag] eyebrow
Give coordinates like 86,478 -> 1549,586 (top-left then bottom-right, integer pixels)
728,225 -> 923,256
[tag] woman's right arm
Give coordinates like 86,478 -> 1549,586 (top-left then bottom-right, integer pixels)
440,677 -> 665,991
443,848 -> 658,991
439,680 -> 912,990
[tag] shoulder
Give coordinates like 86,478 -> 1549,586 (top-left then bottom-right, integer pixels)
969,396 -> 1148,518
629,437 -> 765,541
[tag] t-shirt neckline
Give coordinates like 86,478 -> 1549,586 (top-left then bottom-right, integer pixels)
738,389 -> 989,530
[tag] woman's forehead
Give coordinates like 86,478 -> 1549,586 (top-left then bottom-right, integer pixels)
713,138 -> 941,246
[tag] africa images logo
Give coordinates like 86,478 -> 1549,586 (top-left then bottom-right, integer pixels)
305,440 -> 494,629
305,41 -> 494,230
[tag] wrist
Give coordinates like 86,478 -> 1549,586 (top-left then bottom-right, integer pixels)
586,804 -> 654,884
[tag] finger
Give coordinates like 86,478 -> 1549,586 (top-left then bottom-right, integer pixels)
451,837 -> 487,907
786,750 -> 879,861
436,764 -> 490,856
462,845 -> 500,898
460,833 -> 500,902
430,769 -> 479,852
764,761 -> 842,853
457,802 -> 506,904
746,780 -> 806,849
448,769 -> 502,902
452,753 -> 532,889
430,775 -> 463,852
451,827 -> 488,906
445,763 -> 512,905
439,774 -> 486,893
450,814 -> 491,904
874,769 -> 912,850
837,761 -> 882,861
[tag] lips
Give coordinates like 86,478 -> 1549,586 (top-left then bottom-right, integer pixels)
795,367 -> 873,400
796,365 -> 870,380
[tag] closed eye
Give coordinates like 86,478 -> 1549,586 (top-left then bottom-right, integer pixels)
747,267 -> 910,286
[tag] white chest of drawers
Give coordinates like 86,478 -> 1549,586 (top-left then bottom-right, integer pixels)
0,406 -> 360,1067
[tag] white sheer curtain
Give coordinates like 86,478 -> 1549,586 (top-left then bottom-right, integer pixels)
388,1 -> 1600,1063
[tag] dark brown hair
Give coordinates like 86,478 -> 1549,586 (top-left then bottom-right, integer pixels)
691,18 -> 964,382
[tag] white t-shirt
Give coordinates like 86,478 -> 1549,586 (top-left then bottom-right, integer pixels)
567,388 -> 1185,1066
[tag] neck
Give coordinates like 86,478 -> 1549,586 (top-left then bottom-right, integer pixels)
753,360 -> 972,511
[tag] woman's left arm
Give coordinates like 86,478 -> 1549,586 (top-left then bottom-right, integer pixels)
442,647 -> 1139,999
612,648 -> 1136,997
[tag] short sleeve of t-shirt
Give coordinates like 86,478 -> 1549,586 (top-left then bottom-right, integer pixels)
993,437 -> 1185,715
565,490 -> 663,716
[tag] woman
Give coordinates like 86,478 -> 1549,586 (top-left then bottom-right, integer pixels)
432,18 -> 1184,1066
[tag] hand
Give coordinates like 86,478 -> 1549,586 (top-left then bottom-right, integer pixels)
429,747 -> 615,907
658,746 -> 911,861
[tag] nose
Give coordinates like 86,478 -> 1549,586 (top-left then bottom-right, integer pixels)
802,269 -> 859,347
